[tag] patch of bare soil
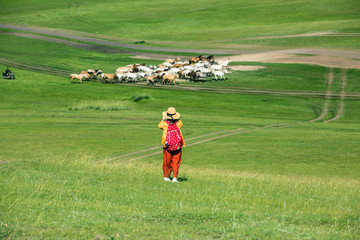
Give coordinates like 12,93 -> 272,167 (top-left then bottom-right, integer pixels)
245,32 -> 360,40
220,53 -> 360,69
230,65 -> 266,71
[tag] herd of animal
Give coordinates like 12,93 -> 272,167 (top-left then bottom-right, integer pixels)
69,55 -> 232,85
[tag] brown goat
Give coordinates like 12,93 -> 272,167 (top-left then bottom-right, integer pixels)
80,71 -> 91,79
69,73 -> 88,84
189,55 -> 201,64
102,73 -> 116,84
173,63 -> 185,68
161,74 -> 179,85
165,57 -> 180,64
146,75 -> 156,85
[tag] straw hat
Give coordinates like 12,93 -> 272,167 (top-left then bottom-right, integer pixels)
162,107 -> 180,120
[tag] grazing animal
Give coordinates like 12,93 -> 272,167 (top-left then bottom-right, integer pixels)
189,55 -> 201,64
189,71 -> 198,81
200,56 -> 209,61
181,69 -> 191,79
138,66 -> 152,74
116,66 -> 131,74
155,69 -> 166,74
183,65 -> 194,71
116,73 -> 125,82
162,62 -> 173,68
210,64 -> 223,71
195,62 -> 205,68
207,55 -> 215,62
213,70 -> 225,81
173,63 -> 185,68
132,65 -> 139,73
146,75 -> 156,85
102,73 -> 116,83
137,72 -> 146,81
86,69 -> 96,76
161,74 -> 179,85
200,68 -> 212,76
80,71 -> 91,80
69,73 -> 88,84
158,64 -> 167,69
81,69 -> 102,80
165,57 -> 180,64
167,68 -> 181,75
177,70 -> 185,79
196,72 -> 207,79
155,73 -> 165,82
125,72 -> 138,82
93,69 -> 103,80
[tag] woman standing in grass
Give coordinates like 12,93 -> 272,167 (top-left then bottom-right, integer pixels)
158,107 -> 185,183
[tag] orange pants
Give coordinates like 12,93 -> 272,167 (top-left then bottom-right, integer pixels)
162,148 -> 182,178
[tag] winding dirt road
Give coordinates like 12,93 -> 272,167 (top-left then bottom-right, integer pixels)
1,23 -> 360,68
324,69 -> 347,123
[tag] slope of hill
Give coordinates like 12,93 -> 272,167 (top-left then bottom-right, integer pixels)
0,0 -> 360,239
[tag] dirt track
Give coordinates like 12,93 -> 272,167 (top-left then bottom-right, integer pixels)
218,52 -> 360,69
1,23 -> 360,69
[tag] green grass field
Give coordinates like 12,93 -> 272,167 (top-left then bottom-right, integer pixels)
0,0 -> 359,50
1,0 -> 360,239
1,61 -> 360,239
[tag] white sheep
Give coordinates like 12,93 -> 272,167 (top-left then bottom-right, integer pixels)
167,68 -> 181,75
125,72 -> 138,82
212,70 -> 225,81
210,64 -> 223,71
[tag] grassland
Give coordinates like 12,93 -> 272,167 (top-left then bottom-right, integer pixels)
1,0 -> 360,239
1,57 -> 360,239
0,0 -> 359,50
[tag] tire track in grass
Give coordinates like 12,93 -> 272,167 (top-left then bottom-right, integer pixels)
310,68 -> 334,122
101,68 -> 350,165
107,67 -> 349,165
2,57 -> 360,99
324,69 -> 347,123
0,54 -> 351,164
100,128 -> 246,164
120,82 -> 360,99
0,57 -> 69,77
106,122 -> 304,166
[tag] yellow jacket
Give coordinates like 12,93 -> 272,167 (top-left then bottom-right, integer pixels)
158,120 -> 185,148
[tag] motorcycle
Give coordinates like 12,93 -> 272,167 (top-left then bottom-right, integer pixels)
2,72 -> 15,79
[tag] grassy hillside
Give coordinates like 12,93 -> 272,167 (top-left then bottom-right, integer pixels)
0,0 -> 359,49
1,1 -> 360,238
1,62 -> 360,238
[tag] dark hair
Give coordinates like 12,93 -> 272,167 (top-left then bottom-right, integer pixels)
168,119 -> 178,124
